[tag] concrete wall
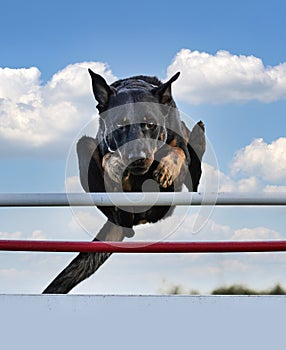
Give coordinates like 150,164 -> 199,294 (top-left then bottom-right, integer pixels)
0,295 -> 285,350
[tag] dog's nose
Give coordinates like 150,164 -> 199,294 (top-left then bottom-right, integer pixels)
128,151 -> 147,163
130,158 -> 145,167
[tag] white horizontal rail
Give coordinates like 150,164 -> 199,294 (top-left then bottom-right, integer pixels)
0,192 -> 286,207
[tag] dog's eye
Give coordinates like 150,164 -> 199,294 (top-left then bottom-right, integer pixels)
146,122 -> 156,130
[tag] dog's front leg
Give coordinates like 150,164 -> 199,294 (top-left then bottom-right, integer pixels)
153,147 -> 187,188
102,152 -> 126,184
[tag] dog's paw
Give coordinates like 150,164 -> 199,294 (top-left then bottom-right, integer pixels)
153,160 -> 174,188
153,148 -> 186,188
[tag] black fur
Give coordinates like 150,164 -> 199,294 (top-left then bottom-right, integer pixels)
43,70 -> 205,294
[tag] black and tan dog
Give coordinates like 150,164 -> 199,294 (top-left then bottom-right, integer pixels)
43,70 -> 206,294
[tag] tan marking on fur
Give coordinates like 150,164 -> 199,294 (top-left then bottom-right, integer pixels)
151,147 -> 157,157
159,132 -> 166,142
102,152 -> 125,184
122,173 -> 133,192
102,152 -> 111,169
169,139 -> 177,147
154,147 -> 186,188
174,148 -> 186,159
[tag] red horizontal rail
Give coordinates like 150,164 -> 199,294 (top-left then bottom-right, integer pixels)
1,240 -> 286,253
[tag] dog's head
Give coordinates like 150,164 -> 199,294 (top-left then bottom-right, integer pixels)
88,69 -> 180,175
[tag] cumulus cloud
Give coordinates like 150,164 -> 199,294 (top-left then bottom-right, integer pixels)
233,227 -> 282,241
68,209 -> 105,238
0,62 -> 116,156
132,213 -> 221,241
201,136 -> 286,192
202,163 -> 260,192
263,185 -> 286,192
0,229 -> 45,240
2,50 -> 286,158
0,231 -> 22,239
65,176 -> 84,193
231,137 -> 286,183
134,207 -> 283,242
167,49 -> 286,104
202,135 -> 286,192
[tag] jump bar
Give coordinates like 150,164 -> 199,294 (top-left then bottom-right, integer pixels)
1,240 -> 286,253
1,192 -> 286,207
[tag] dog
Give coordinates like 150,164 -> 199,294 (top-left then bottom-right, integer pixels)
43,70 -> 206,294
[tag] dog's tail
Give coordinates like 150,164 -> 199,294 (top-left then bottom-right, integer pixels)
42,221 -> 130,294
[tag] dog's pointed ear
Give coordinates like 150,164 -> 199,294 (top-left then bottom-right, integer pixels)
88,69 -> 115,112
152,72 -> 180,104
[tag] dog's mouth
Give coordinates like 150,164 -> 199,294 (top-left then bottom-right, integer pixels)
127,158 -> 153,175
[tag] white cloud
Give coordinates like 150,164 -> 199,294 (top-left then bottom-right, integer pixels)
0,229 -> 45,240
0,255 -> 72,294
202,162 -> 260,192
231,137 -> 286,183
0,231 -> 22,239
68,209 -> 105,238
203,136 -> 286,193
30,230 -> 46,240
2,51 -> 286,158
136,211 -> 229,241
1,209 -> 285,294
236,176 -> 260,192
0,62 -> 116,156
233,227 -> 282,241
65,176 -> 84,192
263,185 -> 286,192
0,67 -> 41,102
167,49 -> 286,104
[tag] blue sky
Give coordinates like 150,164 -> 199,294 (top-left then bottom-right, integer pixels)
1,0 -> 286,294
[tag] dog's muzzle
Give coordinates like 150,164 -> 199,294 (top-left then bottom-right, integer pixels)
127,150 -> 154,175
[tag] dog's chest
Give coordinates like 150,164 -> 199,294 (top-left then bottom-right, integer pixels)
120,164 -> 175,193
